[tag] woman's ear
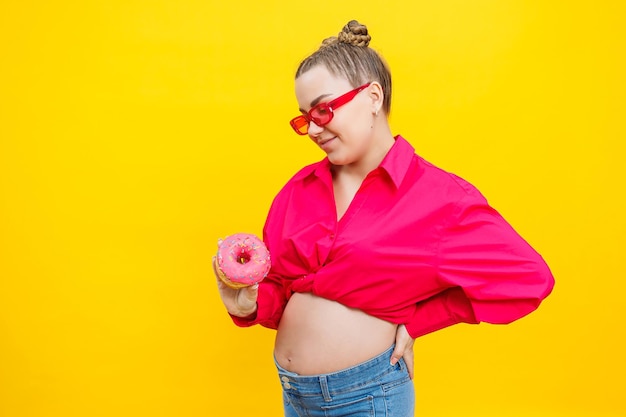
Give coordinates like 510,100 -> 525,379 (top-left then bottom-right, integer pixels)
367,81 -> 384,115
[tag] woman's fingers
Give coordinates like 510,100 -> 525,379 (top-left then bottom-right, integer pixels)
391,324 -> 415,379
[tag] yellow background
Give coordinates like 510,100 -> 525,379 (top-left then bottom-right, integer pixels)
1,1 -> 624,416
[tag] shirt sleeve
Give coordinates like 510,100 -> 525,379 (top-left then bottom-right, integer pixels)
404,286 -> 478,338
406,189 -> 555,338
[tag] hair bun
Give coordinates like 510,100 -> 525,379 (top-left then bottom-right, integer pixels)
337,20 -> 371,47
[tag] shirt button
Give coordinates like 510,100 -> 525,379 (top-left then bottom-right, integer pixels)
329,234 -> 335,240
284,382 -> 292,389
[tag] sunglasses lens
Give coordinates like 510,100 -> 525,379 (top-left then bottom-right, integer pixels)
290,116 -> 309,135
310,105 -> 332,126
290,104 -> 334,135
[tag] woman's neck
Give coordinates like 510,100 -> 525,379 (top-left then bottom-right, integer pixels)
333,128 -> 395,181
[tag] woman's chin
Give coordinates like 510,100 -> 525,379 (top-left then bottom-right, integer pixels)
327,153 -> 349,166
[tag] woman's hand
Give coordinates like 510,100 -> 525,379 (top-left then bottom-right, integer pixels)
213,257 -> 259,317
390,324 -> 415,379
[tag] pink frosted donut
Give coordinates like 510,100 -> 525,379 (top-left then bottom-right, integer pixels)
215,233 -> 270,289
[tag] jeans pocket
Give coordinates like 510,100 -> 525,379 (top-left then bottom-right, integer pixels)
320,395 -> 375,417
381,377 -> 415,417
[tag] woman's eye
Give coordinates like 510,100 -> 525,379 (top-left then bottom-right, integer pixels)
313,106 -> 329,116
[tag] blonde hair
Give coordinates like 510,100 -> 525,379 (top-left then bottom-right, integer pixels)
296,20 -> 392,114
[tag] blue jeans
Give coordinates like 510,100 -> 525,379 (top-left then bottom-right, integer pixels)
275,345 -> 415,417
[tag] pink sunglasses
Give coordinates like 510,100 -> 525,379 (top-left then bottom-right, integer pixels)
290,83 -> 371,135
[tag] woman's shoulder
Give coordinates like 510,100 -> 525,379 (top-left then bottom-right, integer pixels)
266,158 -> 327,206
416,155 -> 485,202
277,158 -> 328,190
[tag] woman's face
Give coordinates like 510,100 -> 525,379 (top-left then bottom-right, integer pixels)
294,65 -> 377,167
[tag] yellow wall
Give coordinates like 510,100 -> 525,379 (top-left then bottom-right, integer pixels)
1,1 -> 624,416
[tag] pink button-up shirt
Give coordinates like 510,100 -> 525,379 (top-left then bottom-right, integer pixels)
232,135 -> 554,338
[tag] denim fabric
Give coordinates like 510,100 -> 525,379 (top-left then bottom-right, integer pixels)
275,345 -> 415,417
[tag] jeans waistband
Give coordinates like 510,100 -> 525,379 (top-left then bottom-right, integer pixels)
274,345 -> 404,397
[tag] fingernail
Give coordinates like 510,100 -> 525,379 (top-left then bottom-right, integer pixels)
390,358 -> 397,366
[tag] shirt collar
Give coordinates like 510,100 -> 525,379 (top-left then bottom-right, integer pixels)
311,135 -> 415,189
379,135 -> 415,189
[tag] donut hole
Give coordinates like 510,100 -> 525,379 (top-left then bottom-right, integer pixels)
236,249 -> 251,264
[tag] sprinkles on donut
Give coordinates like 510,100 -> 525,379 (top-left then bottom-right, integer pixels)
215,233 -> 271,289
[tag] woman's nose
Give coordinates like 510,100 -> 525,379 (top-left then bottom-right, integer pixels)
307,120 -> 324,138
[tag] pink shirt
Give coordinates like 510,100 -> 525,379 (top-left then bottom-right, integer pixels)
232,135 -> 554,338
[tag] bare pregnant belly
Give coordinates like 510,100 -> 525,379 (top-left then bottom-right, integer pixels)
273,292 -> 397,375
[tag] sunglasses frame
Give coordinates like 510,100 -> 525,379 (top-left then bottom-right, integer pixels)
290,83 -> 372,135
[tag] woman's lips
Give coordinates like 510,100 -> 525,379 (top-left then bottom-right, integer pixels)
318,136 -> 336,150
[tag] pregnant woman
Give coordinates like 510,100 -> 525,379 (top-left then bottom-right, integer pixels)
214,20 -> 554,417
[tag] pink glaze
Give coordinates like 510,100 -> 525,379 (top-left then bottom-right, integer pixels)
217,233 -> 270,286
